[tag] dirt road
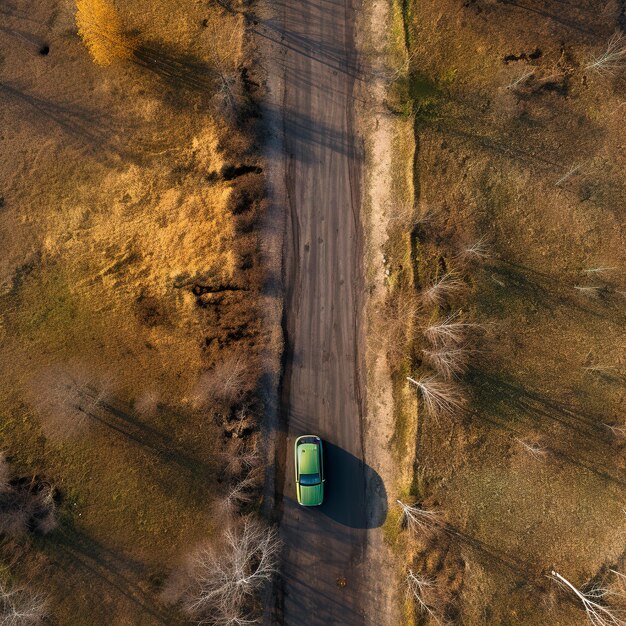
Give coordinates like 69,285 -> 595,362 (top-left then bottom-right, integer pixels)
257,0 -> 388,622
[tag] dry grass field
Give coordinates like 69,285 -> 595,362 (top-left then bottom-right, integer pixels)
0,0 -> 271,623
382,0 -> 626,623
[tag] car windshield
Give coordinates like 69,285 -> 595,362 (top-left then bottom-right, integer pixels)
299,473 -> 320,486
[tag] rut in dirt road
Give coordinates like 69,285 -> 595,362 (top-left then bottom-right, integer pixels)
258,0 -> 389,623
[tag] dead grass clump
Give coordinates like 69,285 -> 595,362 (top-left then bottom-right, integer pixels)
372,291 -> 420,364
191,356 -> 254,408
0,581 -> 47,625
165,517 -> 280,626
75,0 -> 135,66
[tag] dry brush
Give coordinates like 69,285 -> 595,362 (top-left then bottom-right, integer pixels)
169,517 -> 281,626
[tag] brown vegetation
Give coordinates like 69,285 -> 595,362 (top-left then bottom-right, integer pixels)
75,0 -> 134,66
384,0 -> 625,623
0,0 -> 270,622
164,518 -> 280,626
0,581 -> 47,625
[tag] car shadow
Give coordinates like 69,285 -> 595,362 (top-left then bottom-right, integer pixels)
312,441 -> 387,529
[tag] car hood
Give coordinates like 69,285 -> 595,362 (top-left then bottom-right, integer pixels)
298,483 -> 323,506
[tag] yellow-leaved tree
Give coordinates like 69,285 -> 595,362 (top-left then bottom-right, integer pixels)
75,0 -> 133,66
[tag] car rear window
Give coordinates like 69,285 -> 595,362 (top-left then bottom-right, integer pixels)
299,473 -> 320,485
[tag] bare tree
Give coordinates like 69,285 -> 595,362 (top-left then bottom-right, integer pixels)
0,581 -> 47,625
515,437 -> 547,458
506,70 -> 534,90
574,285 -> 604,298
218,468 -> 263,518
134,390 -> 160,418
582,267 -> 617,275
202,15 -> 244,119
555,163 -> 585,186
584,364 -> 619,376
585,32 -> 626,74
406,570 -> 443,625
460,236 -> 490,261
397,500 -> 441,534
28,367 -> 111,440
387,201 -> 434,232
221,442 -> 260,478
423,313 -> 482,348
550,570 -> 626,626
180,517 -> 281,626
603,423 -> 626,439
422,348 -> 470,379
372,291 -> 420,364
406,376 -> 465,418
192,356 -> 253,408
421,272 -> 465,307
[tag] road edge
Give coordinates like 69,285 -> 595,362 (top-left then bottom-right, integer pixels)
355,0 -> 412,620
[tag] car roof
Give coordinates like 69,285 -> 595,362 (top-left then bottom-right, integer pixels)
297,442 -> 320,475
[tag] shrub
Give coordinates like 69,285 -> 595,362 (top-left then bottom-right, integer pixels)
75,0 -> 134,66
0,475 -> 58,538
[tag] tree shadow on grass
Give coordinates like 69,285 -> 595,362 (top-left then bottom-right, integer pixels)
48,524 -> 176,624
0,81 -> 173,164
477,258 -> 626,326
468,368 -> 626,488
81,396 -> 219,484
132,42 -> 218,108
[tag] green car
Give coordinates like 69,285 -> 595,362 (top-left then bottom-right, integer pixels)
294,435 -> 324,506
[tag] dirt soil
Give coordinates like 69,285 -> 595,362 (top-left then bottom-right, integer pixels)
0,1 -> 270,623
382,0 -> 626,624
